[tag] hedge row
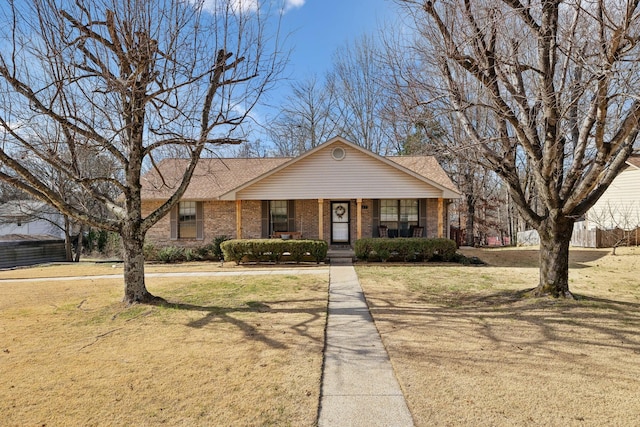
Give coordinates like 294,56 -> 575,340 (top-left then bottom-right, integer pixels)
220,239 -> 328,265
144,236 -> 229,263
354,237 -> 457,262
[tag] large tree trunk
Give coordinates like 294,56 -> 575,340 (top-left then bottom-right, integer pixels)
535,214 -> 575,298
121,230 -> 160,305
64,215 -> 73,261
465,194 -> 475,246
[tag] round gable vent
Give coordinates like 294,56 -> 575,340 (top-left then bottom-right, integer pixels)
331,146 -> 346,161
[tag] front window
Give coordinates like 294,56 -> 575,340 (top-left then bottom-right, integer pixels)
270,200 -> 288,233
178,201 -> 197,239
380,199 -> 419,237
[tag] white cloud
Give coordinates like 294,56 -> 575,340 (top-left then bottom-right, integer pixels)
283,0 -> 305,13
191,0 -> 259,15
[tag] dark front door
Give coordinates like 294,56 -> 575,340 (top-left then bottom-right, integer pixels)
331,201 -> 350,244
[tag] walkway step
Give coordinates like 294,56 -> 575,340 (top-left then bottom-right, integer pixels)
318,262 -> 414,427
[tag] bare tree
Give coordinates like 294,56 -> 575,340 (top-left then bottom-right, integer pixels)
587,200 -> 640,254
0,0 -> 283,303
395,0 -> 640,297
268,75 -> 338,156
327,34 -> 395,154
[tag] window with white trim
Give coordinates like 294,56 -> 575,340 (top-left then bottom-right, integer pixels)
270,200 -> 288,233
380,199 -> 419,236
178,201 -> 197,238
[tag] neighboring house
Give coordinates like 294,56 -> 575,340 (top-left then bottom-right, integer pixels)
142,137 -> 461,247
0,200 -> 67,268
0,200 -> 65,239
573,155 -> 640,247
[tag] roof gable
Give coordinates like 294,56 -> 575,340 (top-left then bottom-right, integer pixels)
140,137 -> 461,201
223,137 -> 460,200
140,157 -> 290,200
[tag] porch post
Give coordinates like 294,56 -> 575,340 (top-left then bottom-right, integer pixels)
356,198 -> 362,240
318,199 -> 324,240
437,198 -> 444,238
236,200 -> 242,239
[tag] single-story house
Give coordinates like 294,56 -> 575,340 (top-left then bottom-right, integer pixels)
0,200 -> 65,239
142,137 -> 461,247
572,154 -> 640,247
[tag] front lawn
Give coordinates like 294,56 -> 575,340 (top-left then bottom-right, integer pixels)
0,272 -> 328,425
357,246 -> 640,426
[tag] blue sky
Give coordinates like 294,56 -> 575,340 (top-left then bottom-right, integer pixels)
245,0 -> 399,145
277,0 -> 397,82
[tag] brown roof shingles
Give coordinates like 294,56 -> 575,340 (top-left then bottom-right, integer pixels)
627,155 -> 640,169
141,154 -> 458,201
141,157 -> 291,200
386,156 -> 458,194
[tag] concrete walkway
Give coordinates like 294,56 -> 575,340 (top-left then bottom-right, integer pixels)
318,258 -> 414,427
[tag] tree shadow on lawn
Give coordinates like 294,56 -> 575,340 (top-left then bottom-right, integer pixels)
456,248 -> 611,269
160,299 -> 327,350
367,289 -> 640,354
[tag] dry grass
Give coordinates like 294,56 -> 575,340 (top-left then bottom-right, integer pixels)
0,272 -> 328,426
0,260 -> 321,280
357,246 -> 640,427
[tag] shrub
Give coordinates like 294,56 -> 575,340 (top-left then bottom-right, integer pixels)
210,235 -> 230,260
354,237 -> 458,263
307,240 -> 328,264
157,246 -> 185,263
143,241 -> 158,260
220,239 -> 328,265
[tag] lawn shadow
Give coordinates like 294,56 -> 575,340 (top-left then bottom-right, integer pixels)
161,299 -> 327,350
366,287 -> 640,356
455,247 -> 611,269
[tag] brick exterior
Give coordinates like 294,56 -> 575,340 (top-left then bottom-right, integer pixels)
144,197 -> 447,247
239,200 -> 262,239
426,199 -> 439,238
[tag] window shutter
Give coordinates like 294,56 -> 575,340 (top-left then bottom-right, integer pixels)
261,201 -> 269,238
196,202 -> 204,240
372,199 -> 380,236
170,205 -> 178,240
288,200 -> 296,232
420,199 -> 427,229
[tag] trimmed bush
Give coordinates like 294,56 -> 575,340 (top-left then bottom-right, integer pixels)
354,237 -> 458,263
210,235 -> 230,260
157,246 -> 185,263
220,239 -> 328,265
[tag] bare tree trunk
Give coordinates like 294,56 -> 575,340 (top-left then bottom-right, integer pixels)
535,215 -> 575,298
74,224 -> 83,262
63,215 -> 73,261
465,194 -> 475,246
121,230 -> 160,305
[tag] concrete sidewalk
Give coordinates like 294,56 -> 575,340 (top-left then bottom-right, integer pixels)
318,259 -> 414,426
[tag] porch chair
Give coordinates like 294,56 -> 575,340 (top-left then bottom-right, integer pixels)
411,226 -> 424,237
378,225 -> 388,238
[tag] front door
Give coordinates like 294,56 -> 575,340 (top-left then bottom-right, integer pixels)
331,201 -> 350,244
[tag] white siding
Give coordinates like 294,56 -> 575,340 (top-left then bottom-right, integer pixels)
236,142 -> 444,200
587,167 -> 640,230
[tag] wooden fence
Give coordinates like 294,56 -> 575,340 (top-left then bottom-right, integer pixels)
0,239 -> 67,269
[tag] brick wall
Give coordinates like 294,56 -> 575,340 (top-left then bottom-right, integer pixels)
240,200 -> 262,239
295,199 -> 319,239
144,197 -> 444,247
426,199 -> 439,238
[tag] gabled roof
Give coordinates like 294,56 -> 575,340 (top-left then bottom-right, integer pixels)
0,200 -> 56,219
626,155 -> 640,169
141,157 -> 290,200
140,137 -> 460,201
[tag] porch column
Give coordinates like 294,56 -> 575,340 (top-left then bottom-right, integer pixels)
236,200 -> 242,239
437,198 -> 444,238
356,198 -> 362,240
318,199 -> 324,240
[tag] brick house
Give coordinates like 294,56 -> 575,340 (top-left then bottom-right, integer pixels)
142,137 -> 461,247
